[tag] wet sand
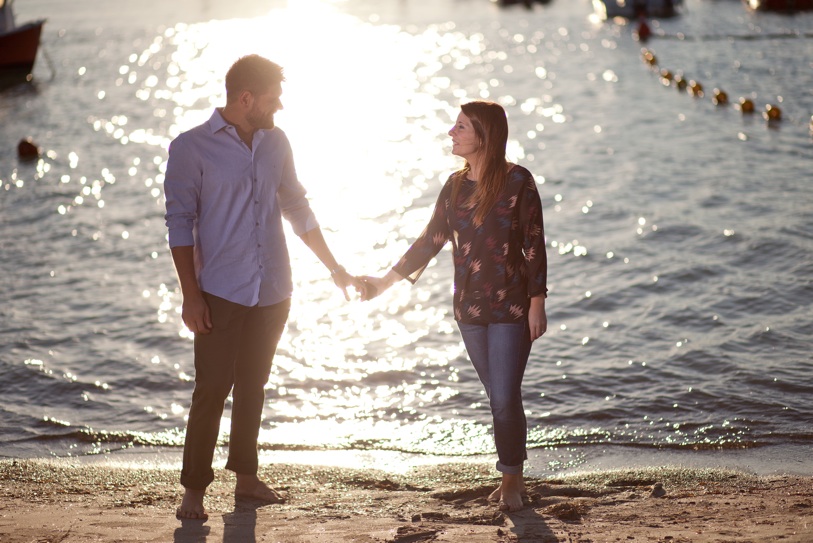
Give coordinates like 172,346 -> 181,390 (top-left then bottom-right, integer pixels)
1,459 -> 811,542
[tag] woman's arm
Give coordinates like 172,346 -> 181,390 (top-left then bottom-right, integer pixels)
519,173 -> 548,300
518,170 -> 548,341
390,179 -> 454,284
362,179 -> 454,300
528,294 -> 547,342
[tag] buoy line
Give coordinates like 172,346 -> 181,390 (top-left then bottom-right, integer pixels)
648,31 -> 813,41
641,48 -> 813,134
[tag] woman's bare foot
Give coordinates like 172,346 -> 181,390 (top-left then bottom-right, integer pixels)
235,473 -> 287,503
490,473 -> 525,512
488,485 -> 501,502
176,487 -> 208,520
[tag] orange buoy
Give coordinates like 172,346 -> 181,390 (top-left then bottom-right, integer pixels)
674,74 -> 687,91
763,104 -> 782,121
659,69 -> 673,86
635,17 -> 652,43
689,80 -> 704,97
739,98 -> 755,114
712,88 -> 728,105
17,138 -> 40,160
642,49 -> 657,67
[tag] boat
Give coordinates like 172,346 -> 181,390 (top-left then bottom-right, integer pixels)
744,0 -> 813,11
592,0 -> 681,19
0,0 -> 46,77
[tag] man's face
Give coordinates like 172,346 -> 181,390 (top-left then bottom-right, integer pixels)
246,83 -> 283,130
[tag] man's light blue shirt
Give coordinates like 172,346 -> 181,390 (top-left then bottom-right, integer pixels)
164,109 -> 318,307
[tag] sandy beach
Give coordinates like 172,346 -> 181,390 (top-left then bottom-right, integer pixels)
1,459 -> 810,542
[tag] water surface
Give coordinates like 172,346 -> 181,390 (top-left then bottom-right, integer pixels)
2,0 -> 812,474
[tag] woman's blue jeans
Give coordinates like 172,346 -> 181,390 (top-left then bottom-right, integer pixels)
458,321 -> 532,475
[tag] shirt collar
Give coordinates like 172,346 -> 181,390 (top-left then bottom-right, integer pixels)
207,109 -> 269,145
208,109 -> 231,134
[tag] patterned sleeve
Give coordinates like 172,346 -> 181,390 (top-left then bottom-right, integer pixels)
391,179 -> 453,284
519,170 -> 548,298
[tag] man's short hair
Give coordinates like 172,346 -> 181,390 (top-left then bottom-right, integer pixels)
225,55 -> 284,103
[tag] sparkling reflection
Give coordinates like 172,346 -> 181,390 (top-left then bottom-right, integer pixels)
126,1 -> 505,456
6,0 -> 799,464
124,1 -> 713,457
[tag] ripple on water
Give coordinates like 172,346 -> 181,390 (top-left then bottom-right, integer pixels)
1,0 -> 812,462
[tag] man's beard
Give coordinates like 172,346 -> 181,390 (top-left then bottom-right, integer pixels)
247,108 -> 275,130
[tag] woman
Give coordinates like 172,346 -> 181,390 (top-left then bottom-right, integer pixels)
361,100 -> 548,511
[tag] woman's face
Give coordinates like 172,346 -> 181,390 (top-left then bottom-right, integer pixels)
448,112 -> 481,161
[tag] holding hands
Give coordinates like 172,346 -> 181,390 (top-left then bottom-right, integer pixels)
329,266 -> 367,301
327,265 -> 398,302
356,270 -> 402,301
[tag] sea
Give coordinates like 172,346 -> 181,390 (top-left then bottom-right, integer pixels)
1,0 -> 811,477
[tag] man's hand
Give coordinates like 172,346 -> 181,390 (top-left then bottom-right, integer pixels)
331,267 -> 366,301
170,246 -> 212,334
297,228 -> 367,301
182,292 -> 212,334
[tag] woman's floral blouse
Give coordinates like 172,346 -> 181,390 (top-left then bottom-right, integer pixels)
392,164 -> 547,325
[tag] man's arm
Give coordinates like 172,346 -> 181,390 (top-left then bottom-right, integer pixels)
164,135 -> 211,333
298,227 -> 361,301
273,132 -> 362,299
170,245 -> 212,334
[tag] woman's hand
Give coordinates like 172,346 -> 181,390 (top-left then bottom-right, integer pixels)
358,276 -> 386,301
358,270 -> 403,301
528,295 -> 547,342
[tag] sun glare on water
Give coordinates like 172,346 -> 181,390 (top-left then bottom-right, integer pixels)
139,1 -> 494,457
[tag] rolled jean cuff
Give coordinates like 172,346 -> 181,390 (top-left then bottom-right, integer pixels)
225,459 -> 257,476
496,460 -> 523,475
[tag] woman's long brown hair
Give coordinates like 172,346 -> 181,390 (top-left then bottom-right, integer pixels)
450,101 -> 509,226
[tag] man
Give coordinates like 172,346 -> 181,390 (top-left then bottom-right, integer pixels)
164,54 -> 359,520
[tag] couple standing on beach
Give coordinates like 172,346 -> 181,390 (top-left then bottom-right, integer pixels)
164,54 -> 548,521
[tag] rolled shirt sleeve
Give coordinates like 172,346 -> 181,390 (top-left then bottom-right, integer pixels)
164,135 -> 199,248
276,131 -> 319,237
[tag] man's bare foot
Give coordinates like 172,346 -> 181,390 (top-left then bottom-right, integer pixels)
176,487 -> 208,520
235,473 -> 287,504
490,473 -> 525,512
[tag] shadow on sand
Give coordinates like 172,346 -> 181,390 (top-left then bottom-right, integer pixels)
173,498 -> 264,543
506,507 -> 558,542
173,518 -> 211,543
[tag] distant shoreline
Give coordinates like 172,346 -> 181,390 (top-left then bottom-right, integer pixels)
1,458 -> 810,542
